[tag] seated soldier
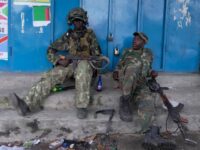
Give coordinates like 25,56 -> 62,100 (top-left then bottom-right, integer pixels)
113,32 -> 176,149
8,7 -> 101,119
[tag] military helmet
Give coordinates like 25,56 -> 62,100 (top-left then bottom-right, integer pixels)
67,7 -> 88,25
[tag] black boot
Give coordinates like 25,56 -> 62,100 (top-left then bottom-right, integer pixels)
142,126 -> 176,150
9,93 -> 31,116
119,95 -> 133,122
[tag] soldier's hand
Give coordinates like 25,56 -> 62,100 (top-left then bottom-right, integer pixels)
57,59 -> 70,67
150,70 -> 158,78
113,70 -> 119,81
59,55 -> 66,60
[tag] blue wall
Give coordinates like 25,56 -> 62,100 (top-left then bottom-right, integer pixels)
0,0 -> 199,72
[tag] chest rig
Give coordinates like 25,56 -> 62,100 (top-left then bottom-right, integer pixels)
68,28 -> 91,57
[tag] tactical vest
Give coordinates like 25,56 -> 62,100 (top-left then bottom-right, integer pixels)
68,28 -> 94,57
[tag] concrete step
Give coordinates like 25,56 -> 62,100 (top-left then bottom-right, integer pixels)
1,72 -> 200,95
164,87 -> 200,112
0,72 -> 41,97
0,108 -> 199,143
1,73 -> 200,110
157,73 -> 200,88
0,72 -> 200,142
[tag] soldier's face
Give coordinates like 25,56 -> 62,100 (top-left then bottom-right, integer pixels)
73,19 -> 84,30
133,35 -> 145,50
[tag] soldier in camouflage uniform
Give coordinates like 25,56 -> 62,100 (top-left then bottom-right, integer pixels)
9,7 -> 101,119
113,32 -> 154,125
113,32 -> 176,149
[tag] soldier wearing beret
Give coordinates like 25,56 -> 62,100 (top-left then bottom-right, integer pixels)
113,32 -> 176,149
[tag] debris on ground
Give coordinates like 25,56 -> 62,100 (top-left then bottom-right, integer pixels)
26,119 -> 39,133
0,146 -> 24,150
0,131 -> 199,150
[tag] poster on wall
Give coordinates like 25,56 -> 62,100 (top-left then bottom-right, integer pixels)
13,0 -> 51,28
13,0 -> 50,6
0,0 -> 8,60
33,6 -> 50,27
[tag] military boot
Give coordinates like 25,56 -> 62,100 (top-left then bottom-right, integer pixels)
142,126 -> 176,150
9,93 -> 31,116
77,108 -> 88,119
119,95 -> 133,122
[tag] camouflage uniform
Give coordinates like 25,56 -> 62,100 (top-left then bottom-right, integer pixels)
116,47 -> 157,132
23,27 -> 100,111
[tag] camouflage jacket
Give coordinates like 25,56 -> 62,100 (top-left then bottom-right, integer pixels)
47,27 -> 101,66
116,48 -> 153,77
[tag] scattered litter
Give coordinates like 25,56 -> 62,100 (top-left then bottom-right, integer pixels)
23,139 -> 40,149
49,138 -> 91,149
0,146 -> 24,150
49,139 -> 64,149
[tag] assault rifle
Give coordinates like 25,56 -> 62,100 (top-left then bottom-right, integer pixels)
59,54 -> 110,70
147,75 -> 197,145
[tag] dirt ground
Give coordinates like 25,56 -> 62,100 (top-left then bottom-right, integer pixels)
116,131 -> 200,150
20,131 -> 200,150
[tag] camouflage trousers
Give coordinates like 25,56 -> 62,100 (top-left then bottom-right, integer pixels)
119,64 -> 157,132
23,60 -> 93,111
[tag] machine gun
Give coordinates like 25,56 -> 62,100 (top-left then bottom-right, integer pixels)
147,75 -> 197,145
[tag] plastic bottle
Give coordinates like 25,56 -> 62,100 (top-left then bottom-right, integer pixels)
49,139 -> 64,149
96,75 -> 103,91
51,85 -> 63,93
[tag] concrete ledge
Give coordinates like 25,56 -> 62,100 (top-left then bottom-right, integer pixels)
0,72 -> 200,142
0,108 -> 199,142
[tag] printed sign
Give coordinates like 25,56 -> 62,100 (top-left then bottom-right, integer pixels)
0,0 -> 7,60
33,6 -> 50,27
13,0 -> 50,6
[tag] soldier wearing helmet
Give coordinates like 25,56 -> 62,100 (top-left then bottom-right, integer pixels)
9,8 -> 101,119
67,8 -> 88,25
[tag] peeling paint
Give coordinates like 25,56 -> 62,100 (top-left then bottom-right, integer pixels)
20,12 -> 25,33
173,0 -> 192,28
38,26 -> 43,33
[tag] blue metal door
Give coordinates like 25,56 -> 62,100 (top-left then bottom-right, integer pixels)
10,2 -> 52,72
2,0 -> 199,72
83,0 -> 167,71
9,0 -> 79,72
82,0 -> 138,70
83,0 -> 200,72
53,0 -> 80,40
140,0 -> 166,71
164,0 -> 200,72
111,0 -> 138,69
